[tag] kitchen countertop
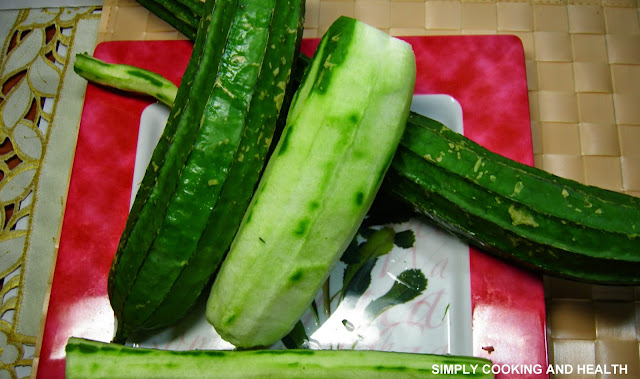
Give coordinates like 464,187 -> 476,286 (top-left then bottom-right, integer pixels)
0,0 -> 638,377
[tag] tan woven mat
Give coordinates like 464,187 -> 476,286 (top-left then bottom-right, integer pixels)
91,0 -> 640,376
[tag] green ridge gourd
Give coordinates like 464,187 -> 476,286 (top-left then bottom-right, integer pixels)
107,0 -> 305,342
206,16 -> 417,348
65,337 -> 495,378
386,114 -> 640,285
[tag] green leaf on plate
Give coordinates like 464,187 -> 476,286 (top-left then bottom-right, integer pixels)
280,321 -> 308,349
341,227 -> 396,299
341,257 -> 377,309
363,268 -> 427,321
394,230 -> 415,249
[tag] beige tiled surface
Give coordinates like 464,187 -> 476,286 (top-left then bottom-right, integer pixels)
98,0 -> 640,375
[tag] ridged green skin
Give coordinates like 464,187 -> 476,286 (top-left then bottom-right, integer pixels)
144,0 -> 305,328
175,0 -> 203,15
108,0 -> 305,342
109,0 -> 235,337
206,16 -> 416,348
66,337 -> 494,378
387,113 -> 640,285
137,0 -> 198,40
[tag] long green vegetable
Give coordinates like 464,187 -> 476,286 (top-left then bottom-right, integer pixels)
109,0 -> 235,342
388,114 -> 640,285
66,337 -> 495,378
73,53 -> 178,106
108,0 -> 306,343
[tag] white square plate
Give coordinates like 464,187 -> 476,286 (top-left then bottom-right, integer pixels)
128,94 -> 472,356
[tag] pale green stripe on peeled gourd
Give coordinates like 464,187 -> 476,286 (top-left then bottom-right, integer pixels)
206,16 -> 416,348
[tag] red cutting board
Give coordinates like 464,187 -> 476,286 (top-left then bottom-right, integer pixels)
37,36 -> 547,378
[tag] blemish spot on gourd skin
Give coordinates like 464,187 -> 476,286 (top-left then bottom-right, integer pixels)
473,157 -> 482,173
293,218 -> 309,236
224,314 -> 236,327
323,55 -> 336,71
508,204 -> 539,227
273,90 -> 285,109
230,55 -> 247,65
355,191 -> 364,206
289,269 -> 304,283
512,181 -> 524,196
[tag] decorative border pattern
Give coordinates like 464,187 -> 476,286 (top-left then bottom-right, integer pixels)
24,0 -> 640,377
0,7 -> 100,378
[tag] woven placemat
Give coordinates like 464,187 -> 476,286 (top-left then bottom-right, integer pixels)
92,0 -> 640,376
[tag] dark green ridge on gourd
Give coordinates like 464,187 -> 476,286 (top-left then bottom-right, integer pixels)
65,337 -> 495,378
307,16 -> 355,94
175,0 -> 204,15
125,69 -> 166,88
140,0 -> 305,330
108,0 -> 305,342
274,18 -> 355,157
137,0 -> 198,40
